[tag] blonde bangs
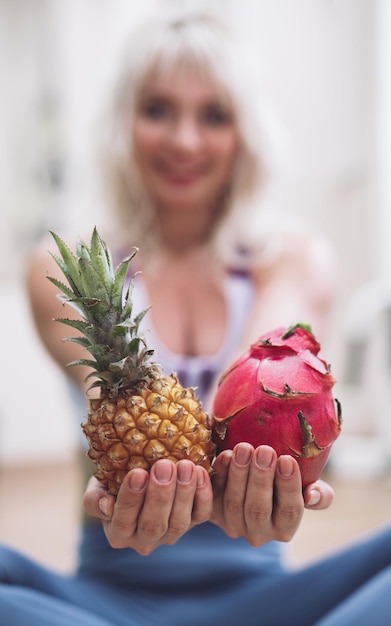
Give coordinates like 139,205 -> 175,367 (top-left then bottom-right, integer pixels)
100,12 -> 284,260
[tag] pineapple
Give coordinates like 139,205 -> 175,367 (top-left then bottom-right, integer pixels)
48,227 -> 215,495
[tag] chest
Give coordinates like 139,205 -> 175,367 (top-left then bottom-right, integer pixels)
142,272 -> 227,357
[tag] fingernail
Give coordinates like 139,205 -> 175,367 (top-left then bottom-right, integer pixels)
220,450 -> 233,467
154,459 -> 174,483
256,446 -> 274,469
307,488 -> 321,507
234,444 -> 252,466
278,456 -> 294,477
98,496 -> 109,516
196,466 -> 206,487
129,469 -> 148,491
177,461 -> 193,484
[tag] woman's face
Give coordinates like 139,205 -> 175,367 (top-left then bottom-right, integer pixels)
132,68 -> 240,217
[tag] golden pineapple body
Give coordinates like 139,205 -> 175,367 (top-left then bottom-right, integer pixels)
49,228 -> 215,496
84,373 -> 215,495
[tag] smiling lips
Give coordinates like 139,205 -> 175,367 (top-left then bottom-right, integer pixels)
156,161 -> 205,185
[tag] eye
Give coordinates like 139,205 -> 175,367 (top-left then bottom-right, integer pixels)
140,98 -> 170,120
202,105 -> 232,126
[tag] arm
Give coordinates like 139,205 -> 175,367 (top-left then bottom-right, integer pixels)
83,229 -> 337,553
25,236 -> 94,392
209,228 -> 337,535
54,228 -> 336,553
243,228 -> 337,346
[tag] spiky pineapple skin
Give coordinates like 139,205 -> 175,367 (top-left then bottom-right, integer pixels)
83,373 -> 215,495
48,228 -> 216,495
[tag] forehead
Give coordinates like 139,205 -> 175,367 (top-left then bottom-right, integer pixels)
139,64 -> 232,106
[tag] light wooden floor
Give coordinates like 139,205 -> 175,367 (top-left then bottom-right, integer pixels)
0,459 -> 390,573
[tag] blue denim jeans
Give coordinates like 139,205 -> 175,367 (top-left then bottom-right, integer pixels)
1,522 -> 390,625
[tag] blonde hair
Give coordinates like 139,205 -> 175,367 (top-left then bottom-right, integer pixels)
99,12 -> 281,260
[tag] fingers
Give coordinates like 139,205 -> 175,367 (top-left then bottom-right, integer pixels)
272,455 -> 304,542
212,444 -> 305,546
83,450 -> 331,555
223,443 -> 273,539
210,449 -> 232,525
303,479 -> 335,510
192,466 -> 214,525
139,461 -> 212,547
242,445 -> 277,544
224,445 -> 304,544
159,461 -> 198,544
83,460 -> 213,555
83,476 -> 116,520
129,459 -> 178,553
211,449 -> 232,494
104,467 -> 149,549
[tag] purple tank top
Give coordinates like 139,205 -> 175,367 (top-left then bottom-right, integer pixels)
131,271 -> 254,406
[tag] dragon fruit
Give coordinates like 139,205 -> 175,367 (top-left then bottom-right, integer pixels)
212,323 -> 341,486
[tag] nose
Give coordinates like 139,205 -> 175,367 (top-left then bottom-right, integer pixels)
171,116 -> 202,152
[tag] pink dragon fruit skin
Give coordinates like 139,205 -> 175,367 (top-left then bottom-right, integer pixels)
212,323 -> 342,486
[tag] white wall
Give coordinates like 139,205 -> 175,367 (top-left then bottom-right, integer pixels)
0,0 -> 385,470
0,0 -> 156,465
331,0 -> 391,476
0,285 -> 77,464
374,0 -> 391,282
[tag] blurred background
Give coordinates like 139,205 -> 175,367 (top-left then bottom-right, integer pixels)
0,0 -> 390,571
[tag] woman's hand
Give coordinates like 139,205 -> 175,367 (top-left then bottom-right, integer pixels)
83,459 -> 213,556
211,442 -> 334,546
83,443 -> 334,555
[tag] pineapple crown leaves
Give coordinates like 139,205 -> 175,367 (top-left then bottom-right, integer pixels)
85,341 -> 157,396
47,227 -> 158,392
48,228 -> 134,320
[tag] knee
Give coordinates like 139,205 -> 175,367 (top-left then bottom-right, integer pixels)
0,544 -> 31,584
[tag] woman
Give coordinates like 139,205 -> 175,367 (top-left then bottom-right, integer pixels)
2,11 -> 390,626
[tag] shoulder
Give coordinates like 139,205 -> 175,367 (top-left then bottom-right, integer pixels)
25,229 -> 84,311
26,234 -> 57,289
246,214 -> 337,284
25,228 -> 131,303
26,228 -> 104,283
245,217 -> 338,319
240,217 -> 338,337
273,228 -> 337,282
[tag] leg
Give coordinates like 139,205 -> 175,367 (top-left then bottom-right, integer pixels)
0,545 -> 144,626
0,586 -> 114,626
0,545 -> 74,596
315,566 -> 391,626
286,524 -> 391,625
194,525 -> 391,626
